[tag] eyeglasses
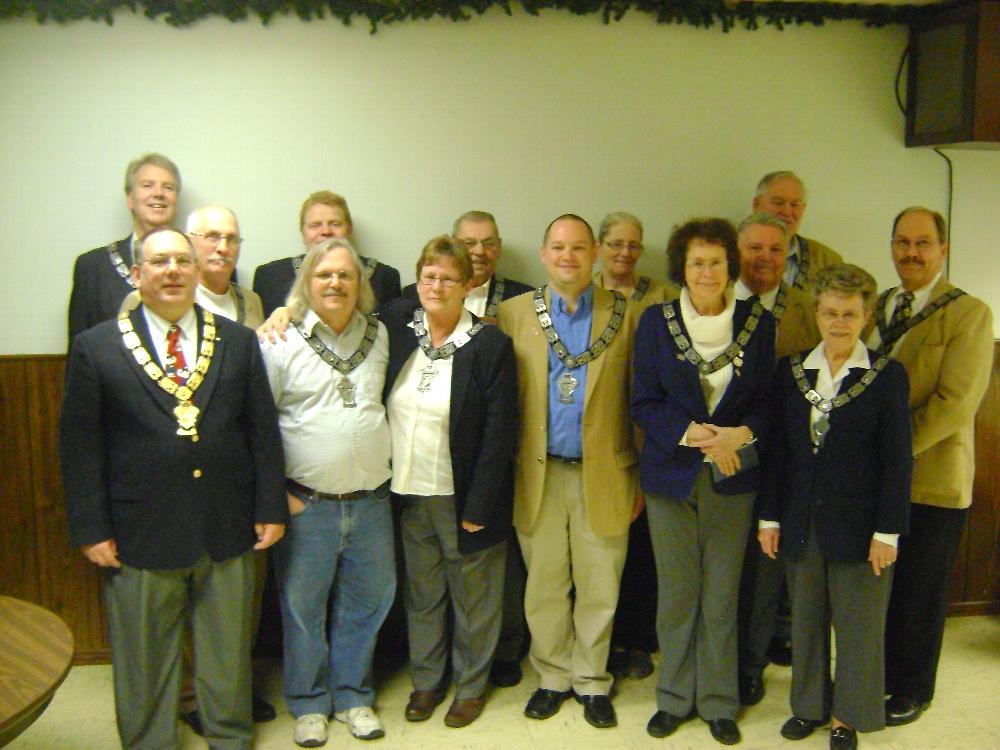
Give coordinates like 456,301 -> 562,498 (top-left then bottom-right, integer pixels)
418,275 -> 461,288
891,238 -> 936,252
142,254 -> 195,269
605,240 -> 643,253
190,232 -> 244,247
685,259 -> 726,273
462,238 -> 499,251
817,309 -> 864,323
313,271 -> 357,283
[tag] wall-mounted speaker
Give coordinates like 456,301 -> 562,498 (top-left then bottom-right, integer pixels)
905,0 -> 1000,149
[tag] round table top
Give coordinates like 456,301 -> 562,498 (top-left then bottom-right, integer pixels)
0,596 -> 75,747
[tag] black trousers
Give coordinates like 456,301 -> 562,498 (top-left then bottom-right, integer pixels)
884,503 -> 968,703
611,507 -> 658,653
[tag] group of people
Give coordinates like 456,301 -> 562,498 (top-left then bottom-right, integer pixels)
60,153 -> 994,750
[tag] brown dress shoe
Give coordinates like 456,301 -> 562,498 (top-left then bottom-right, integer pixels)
405,689 -> 446,722
444,696 -> 485,728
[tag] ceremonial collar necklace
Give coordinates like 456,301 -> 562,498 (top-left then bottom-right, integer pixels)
534,286 -> 625,405
662,298 -> 764,375
874,286 -> 965,355
791,238 -> 811,291
632,276 -> 651,301
483,276 -> 506,319
107,243 -> 138,289
118,310 -> 216,438
413,308 -> 485,393
790,350 -> 890,450
293,314 -> 380,408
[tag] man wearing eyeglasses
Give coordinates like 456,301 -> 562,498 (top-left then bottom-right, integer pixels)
68,153 -> 181,346
752,171 -> 843,291
61,226 -> 287,750
403,211 -> 533,324
732,212 -> 822,707
867,207 -> 993,728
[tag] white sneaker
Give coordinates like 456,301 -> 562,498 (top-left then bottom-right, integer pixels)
294,713 -> 329,747
335,706 -> 386,740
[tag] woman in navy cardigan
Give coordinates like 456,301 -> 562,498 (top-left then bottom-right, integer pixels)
381,236 -> 518,730
631,218 -> 775,746
758,264 -> 911,750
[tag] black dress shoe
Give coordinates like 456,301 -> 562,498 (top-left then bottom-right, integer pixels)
626,649 -> 654,679
574,693 -> 616,728
767,637 -> 793,667
739,675 -> 765,706
781,716 -> 825,740
646,710 -> 685,738
252,695 -> 277,723
489,659 -> 523,688
707,718 -> 741,745
885,695 -> 930,726
607,647 -> 628,677
180,710 -> 205,737
830,726 -> 858,750
524,688 -> 572,720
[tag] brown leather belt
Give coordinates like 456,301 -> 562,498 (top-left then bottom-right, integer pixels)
287,479 -> 368,501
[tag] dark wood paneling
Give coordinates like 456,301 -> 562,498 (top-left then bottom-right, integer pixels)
25,358 -> 109,657
0,361 -> 40,602
1,346 -> 999,666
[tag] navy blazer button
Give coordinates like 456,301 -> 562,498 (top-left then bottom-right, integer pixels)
193,469 -> 202,478
191,435 -> 199,443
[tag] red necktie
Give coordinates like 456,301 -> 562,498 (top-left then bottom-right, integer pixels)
166,325 -> 188,384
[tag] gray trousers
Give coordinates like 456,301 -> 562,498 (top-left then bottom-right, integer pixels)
105,552 -> 255,750
400,494 -> 506,700
646,466 -> 754,721
787,520 -> 893,732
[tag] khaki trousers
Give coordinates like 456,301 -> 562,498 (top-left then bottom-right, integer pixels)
517,461 -> 627,695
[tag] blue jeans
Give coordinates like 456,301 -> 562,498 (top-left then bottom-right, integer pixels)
273,482 -> 396,717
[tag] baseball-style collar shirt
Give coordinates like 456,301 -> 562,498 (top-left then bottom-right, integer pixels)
261,308 -> 391,495
388,308 -> 475,496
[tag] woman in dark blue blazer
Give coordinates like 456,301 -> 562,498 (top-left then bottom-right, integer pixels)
381,236 -> 518,729
758,264 -> 911,750
632,218 -> 775,746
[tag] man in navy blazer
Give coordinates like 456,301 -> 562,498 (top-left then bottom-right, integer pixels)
61,227 -> 287,750
252,190 -> 401,316
68,153 -> 182,346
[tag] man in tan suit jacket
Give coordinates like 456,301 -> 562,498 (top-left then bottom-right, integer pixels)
733,212 -> 822,705
753,171 -> 843,291
870,207 -> 993,727
497,214 -> 640,730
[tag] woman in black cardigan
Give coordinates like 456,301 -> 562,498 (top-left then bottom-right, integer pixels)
381,236 -> 518,729
758,264 -> 912,750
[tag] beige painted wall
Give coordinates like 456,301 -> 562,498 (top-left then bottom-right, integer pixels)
1,10 -> 997,353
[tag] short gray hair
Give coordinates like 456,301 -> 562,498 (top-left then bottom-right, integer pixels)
736,212 -> 789,239
812,263 -> 878,312
597,212 -> 643,243
452,210 -> 499,237
134,226 -> 195,264
185,205 -> 239,234
754,170 -> 806,201
286,238 -> 375,320
124,153 -> 181,194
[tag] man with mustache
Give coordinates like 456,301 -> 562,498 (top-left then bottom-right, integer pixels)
497,215 -> 640,729
868,207 -> 993,728
731,212 -> 821,707
69,153 -> 181,345
752,171 -> 843,291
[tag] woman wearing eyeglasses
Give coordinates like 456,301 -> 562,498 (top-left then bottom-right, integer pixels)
595,211 -> 678,682
631,218 -> 775,746
380,236 -> 518,729
757,264 -> 911,750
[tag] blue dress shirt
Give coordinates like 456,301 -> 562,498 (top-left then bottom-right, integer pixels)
546,285 -> 593,457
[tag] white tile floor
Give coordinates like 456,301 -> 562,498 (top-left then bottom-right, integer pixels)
10,615 -> 1000,749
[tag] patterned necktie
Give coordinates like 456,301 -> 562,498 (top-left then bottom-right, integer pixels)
165,325 -> 188,384
889,291 -> 914,330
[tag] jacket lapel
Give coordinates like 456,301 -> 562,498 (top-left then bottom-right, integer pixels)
122,307 -> 181,422
583,286 -> 612,407
664,299 -> 709,419
192,305 -> 225,412
894,277 -> 952,366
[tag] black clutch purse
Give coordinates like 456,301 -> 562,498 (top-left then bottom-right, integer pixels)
710,440 -> 759,483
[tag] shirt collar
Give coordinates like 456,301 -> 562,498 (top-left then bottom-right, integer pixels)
467,278 -> 490,303
550,284 -> 594,318
143,305 -> 198,343
303,307 -> 363,338
734,278 -> 779,310
803,337 -> 871,372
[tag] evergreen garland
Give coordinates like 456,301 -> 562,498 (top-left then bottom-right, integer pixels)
0,0 -> 947,32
